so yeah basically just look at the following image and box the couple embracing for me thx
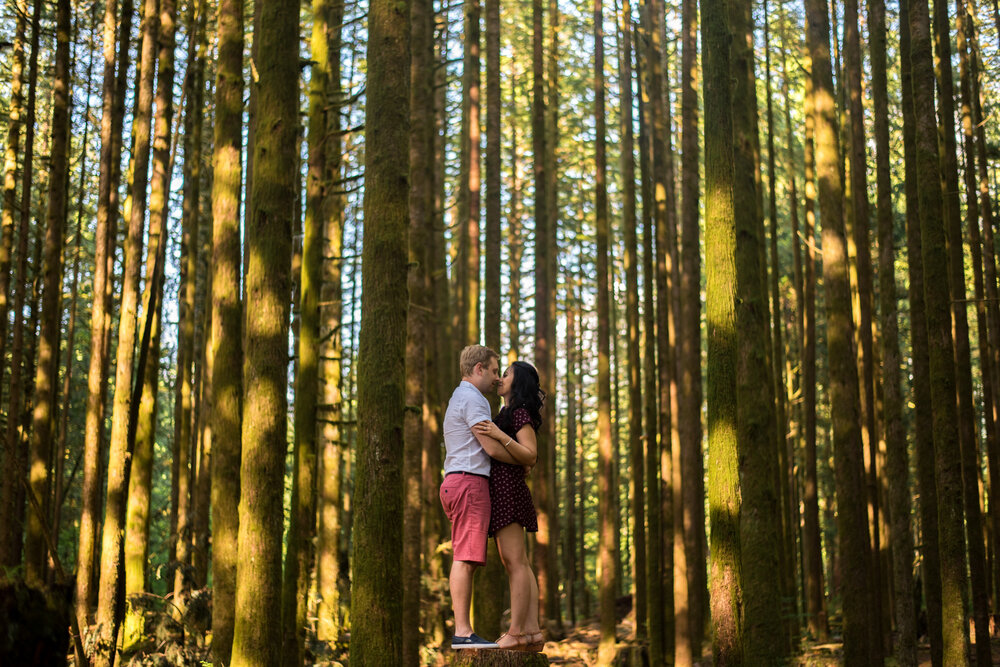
[439,344,546,652]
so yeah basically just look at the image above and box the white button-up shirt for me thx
[443,380,493,476]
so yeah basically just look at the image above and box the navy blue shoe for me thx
[451,633,500,649]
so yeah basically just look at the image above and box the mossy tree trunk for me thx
[804,0,875,659]
[617,0,646,642]
[0,0,39,575]
[208,0,244,658]
[24,0,71,588]
[870,0,917,659]
[898,0,943,660]
[702,0,742,658]
[403,0,434,654]
[92,0,159,656]
[907,0,971,660]
[348,0,409,658]
[229,0,298,662]
[593,0,616,659]
[282,0,327,661]
[731,0,785,659]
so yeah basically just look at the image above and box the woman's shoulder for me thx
[512,407,536,430]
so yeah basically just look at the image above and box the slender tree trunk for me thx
[969,0,1000,615]
[762,8,798,646]
[702,0,742,655]
[24,0,72,588]
[230,1,298,665]
[800,30,828,641]
[899,0,943,660]
[908,0,971,660]
[931,0,991,658]
[594,0,616,659]
[0,0,27,399]
[348,0,409,659]
[804,0,875,659]
[74,0,125,632]
[209,0,244,656]
[618,0,646,641]
[54,44,94,546]
[0,0,40,575]
[680,0,707,653]
[317,0,346,641]
[173,0,201,612]
[637,46,664,663]
[564,281,579,625]
[92,0,159,656]
[403,0,434,654]
[531,0,559,635]
[870,0,917,660]
[282,0,325,661]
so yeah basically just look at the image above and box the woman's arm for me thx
[474,421,537,466]
[475,431,520,464]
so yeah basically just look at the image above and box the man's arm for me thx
[475,432,520,463]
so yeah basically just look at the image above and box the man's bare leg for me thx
[450,559,477,637]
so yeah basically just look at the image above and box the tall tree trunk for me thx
[870,0,917,659]
[908,0,971,660]
[209,0,244,655]
[457,0,481,346]
[642,0,675,653]
[762,7,798,646]
[780,14,806,638]
[93,0,159,656]
[0,0,40,575]
[932,0,990,657]
[74,0,126,632]
[128,0,178,616]
[173,0,202,609]
[702,0,742,655]
[804,0,875,659]
[0,0,27,399]
[229,0,298,663]
[317,0,346,641]
[732,0,785,660]
[843,0,885,654]
[403,0,434,654]
[799,28,828,641]
[618,0,646,641]
[472,0,506,637]
[564,280,578,625]
[594,0,616,659]
[899,0,943,660]
[24,0,72,587]
[680,0,707,653]
[348,0,409,659]
[531,0,559,635]
[637,46,664,663]
[969,0,1000,615]
[282,0,326,661]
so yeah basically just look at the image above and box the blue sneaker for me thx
[451,633,500,649]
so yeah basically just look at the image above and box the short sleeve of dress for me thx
[512,408,533,433]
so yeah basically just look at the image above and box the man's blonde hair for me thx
[460,344,499,377]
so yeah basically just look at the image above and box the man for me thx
[440,345,521,649]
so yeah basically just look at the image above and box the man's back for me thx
[443,381,492,476]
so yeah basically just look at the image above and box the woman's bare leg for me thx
[495,523,540,646]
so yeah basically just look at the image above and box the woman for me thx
[473,361,545,652]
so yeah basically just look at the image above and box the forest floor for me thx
[530,615,1000,666]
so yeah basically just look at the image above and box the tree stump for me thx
[446,649,550,666]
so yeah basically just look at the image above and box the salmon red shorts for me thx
[440,472,491,566]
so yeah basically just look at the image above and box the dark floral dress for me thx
[488,407,539,537]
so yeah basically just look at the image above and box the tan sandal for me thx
[524,631,545,652]
[496,632,528,650]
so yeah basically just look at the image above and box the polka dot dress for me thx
[488,407,539,537]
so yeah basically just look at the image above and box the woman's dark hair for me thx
[500,361,545,431]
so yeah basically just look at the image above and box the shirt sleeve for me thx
[512,408,532,432]
[463,391,493,429]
